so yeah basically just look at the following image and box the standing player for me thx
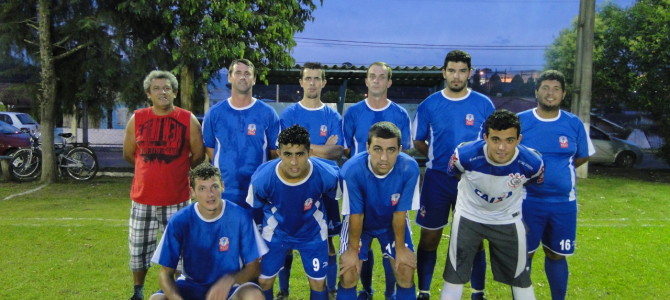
[342,62,412,300]
[279,62,343,299]
[149,163,267,300]
[412,50,495,300]
[338,122,420,300]
[440,110,543,300]
[123,70,204,300]
[246,125,339,300]
[202,58,280,207]
[518,70,595,300]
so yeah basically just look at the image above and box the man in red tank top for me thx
[122,70,205,300]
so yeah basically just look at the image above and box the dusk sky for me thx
[291,0,636,71]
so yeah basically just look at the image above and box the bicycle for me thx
[10,132,99,181]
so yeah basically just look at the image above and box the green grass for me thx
[0,173,667,299]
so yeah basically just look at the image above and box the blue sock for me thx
[311,289,328,300]
[396,284,416,300]
[545,257,568,300]
[327,254,337,292]
[470,248,486,291]
[278,252,293,293]
[360,250,374,293]
[382,258,396,297]
[416,248,437,291]
[262,288,273,300]
[337,284,356,300]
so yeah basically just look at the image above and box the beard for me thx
[447,82,467,93]
[539,101,560,112]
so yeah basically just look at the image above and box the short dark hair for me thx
[278,124,311,151]
[367,121,401,147]
[367,62,392,80]
[536,69,565,91]
[300,62,325,79]
[189,163,221,189]
[229,58,255,74]
[485,109,520,137]
[443,50,472,70]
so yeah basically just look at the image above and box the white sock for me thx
[440,281,463,300]
[511,285,536,300]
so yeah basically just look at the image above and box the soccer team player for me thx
[247,125,340,300]
[139,56,595,300]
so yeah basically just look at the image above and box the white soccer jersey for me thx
[448,140,544,224]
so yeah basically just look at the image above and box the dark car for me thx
[0,120,31,155]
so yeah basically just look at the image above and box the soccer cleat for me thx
[274,290,289,300]
[471,292,487,300]
[417,291,430,300]
[128,295,143,300]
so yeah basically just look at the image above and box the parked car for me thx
[0,120,32,155]
[590,125,643,168]
[0,112,40,134]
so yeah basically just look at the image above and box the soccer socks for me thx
[262,288,273,300]
[545,257,568,300]
[311,289,328,300]
[383,258,397,297]
[360,250,374,293]
[327,254,337,292]
[440,282,464,300]
[470,248,487,292]
[511,285,537,300]
[396,284,416,300]
[337,284,356,300]
[417,248,437,291]
[278,252,294,293]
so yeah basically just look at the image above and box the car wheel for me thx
[615,152,636,168]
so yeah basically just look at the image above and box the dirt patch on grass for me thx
[589,165,670,183]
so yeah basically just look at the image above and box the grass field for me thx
[0,170,668,299]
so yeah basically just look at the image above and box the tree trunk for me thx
[38,0,57,183]
[179,64,194,111]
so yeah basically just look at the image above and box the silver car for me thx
[590,125,644,168]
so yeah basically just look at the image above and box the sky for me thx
[291,0,636,71]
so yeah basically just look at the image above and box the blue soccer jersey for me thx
[412,89,495,173]
[341,152,420,231]
[448,140,544,224]
[518,109,595,204]
[246,157,339,243]
[280,102,344,147]
[342,99,412,155]
[152,201,268,286]
[202,99,280,205]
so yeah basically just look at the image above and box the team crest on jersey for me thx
[219,237,230,252]
[247,124,257,136]
[507,173,526,188]
[320,125,328,137]
[465,114,475,126]
[304,198,314,211]
[391,193,400,206]
[559,136,569,148]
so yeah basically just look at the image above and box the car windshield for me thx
[0,121,20,134]
[16,113,37,125]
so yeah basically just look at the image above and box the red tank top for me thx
[130,107,191,206]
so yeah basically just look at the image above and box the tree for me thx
[113,0,322,113]
[545,0,670,163]
[509,74,525,97]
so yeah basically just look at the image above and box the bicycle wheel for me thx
[10,148,41,182]
[63,147,98,181]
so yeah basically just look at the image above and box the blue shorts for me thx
[415,169,458,229]
[152,278,260,300]
[339,216,414,261]
[260,239,329,280]
[325,194,342,237]
[523,200,577,256]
